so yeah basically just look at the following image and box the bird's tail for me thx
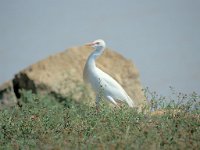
[126,95,135,108]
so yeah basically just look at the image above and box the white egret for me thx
[83,39,134,109]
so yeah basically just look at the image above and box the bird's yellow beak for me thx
[85,42,95,47]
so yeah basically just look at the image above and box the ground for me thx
[0,90,199,149]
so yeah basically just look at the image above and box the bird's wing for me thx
[96,68,134,107]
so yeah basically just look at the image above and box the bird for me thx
[83,39,135,110]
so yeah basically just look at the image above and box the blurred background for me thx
[0,0,200,96]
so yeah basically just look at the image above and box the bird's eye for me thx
[96,42,100,45]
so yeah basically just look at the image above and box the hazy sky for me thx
[0,0,200,96]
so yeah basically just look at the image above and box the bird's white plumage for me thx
[83,39,134,108]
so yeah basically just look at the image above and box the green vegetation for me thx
[0,89,199,149]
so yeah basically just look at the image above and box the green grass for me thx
[0,90,200,150]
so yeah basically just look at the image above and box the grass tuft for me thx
[0,89,199,149]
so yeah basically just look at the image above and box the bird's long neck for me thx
[86,47,104,69]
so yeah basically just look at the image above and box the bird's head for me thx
[85,39,106,50]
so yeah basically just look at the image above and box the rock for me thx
[0,80,17,108]
[0,46,147,107]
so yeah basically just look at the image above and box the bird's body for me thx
[83,39,134,108]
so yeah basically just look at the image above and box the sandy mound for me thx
[0,46,146,107]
